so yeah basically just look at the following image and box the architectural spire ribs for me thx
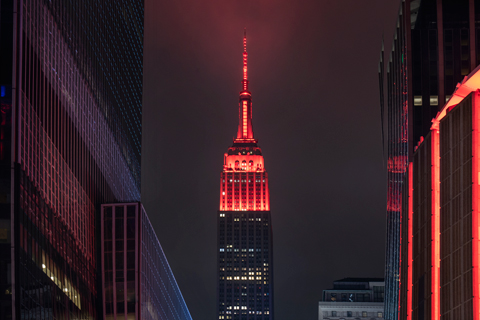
[236,29,255,142]
[242,28,248,91]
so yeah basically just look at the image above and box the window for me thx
[414,96,422,106]
[332,311,337,317]
[373,286,384,302]
[347,311,352,317]
[377,312,383,318]
[362,311,367,317]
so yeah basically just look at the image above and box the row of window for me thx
[327,311,383,318]
[220,248,266,252]
[225,179,266,183]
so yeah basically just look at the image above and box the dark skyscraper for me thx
[380,1,480,319]
[217,31,274,320]
[0,0,144,318]
[101,203,193,320]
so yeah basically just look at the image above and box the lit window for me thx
[414,96,422,106]
[378,312,383,318]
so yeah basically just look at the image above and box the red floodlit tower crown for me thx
[219,30,270,211]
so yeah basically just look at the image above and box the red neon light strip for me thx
[243,101,248,138]
[431,125,440,320]
[398,197,402,320]
[407,162,413,320]
[472,92,480,320]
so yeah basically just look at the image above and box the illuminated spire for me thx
[236,29,255,141]
[242,28,248,91]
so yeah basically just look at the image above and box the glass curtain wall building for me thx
[381,8,408,318]
[379,1,480,318]
[0,0,144,318]
[101,203,193,320]
[217,31,274,320]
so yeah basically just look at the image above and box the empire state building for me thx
[217,30,274,320]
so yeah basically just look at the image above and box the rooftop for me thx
[334,278,384,283]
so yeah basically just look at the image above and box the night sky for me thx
[141,1,400,319]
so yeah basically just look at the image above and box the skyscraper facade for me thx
[0,0,144,318]
[101,203,193,320]
[398,66,480,320]
[379,1,480,318]
[217,31,274,320]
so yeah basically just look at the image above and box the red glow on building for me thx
[407,162,413,320]
[431,121,440,320]
[433,68,480,320]
[387,183,402,212]
[220,30,270,211]
[436,65,480,122]
[243,29,248,91]
[399,65,480,320]
[236,30,254,141]
[401,101,408,143]
[398,204,402,320]
[472,91,480,320]
[388,155,408,173]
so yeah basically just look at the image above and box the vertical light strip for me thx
[472,92,480,320]
[398,193,403,320]
[407,162,413,320]
[243,30,248,91]
[101,206,105,320]
[265,173,269,211]
[112,206,117,319]
[262,173,266,211]
[431,123,440,320]
[135,205,140,319]
[243,101,248,138]
[219,173,224,210]
[123,205,128,316]
[224,173,227,211]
